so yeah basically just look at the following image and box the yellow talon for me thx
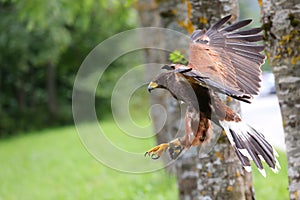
[145,138,185,160]
[144,143,169,160]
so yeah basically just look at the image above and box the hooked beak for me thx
[147,81,159,93]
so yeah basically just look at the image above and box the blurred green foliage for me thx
[0,0,271,137]
[0,0,138,136]
[169,50,188,65]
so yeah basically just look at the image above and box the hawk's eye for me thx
[196,39,209,44]
[162,64,175,70]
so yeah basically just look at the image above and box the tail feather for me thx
[248,129,276,168]
[234,148,251,171]
[220,120,280,177]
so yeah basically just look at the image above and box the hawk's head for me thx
[147,71,176,93]
[147,64,192,93]
[147,68,198,107]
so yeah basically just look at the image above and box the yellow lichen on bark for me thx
[291,55,300,65]
[207,171,211,177]
[222,130,226,136]
[287,47,292,56]
[226,96,232,103]
[282,118,286,128]
[274,55,282,60]
[294,191,298,199]
[186,1,192,18]
[273,29,300,65]
[171,9,177,15]
[257,0,262,8]
[282,34,292,42]
[177,20,194,34]
[215,151,223,161]
[177,0,194,34]
[199,17,208,24]
[227,186,233,192]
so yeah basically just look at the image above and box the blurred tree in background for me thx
[0,0,136,136]
[138,0,254,199]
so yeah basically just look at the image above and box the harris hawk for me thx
[144,15,280,176]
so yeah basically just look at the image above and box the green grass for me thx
[0,120,289,200]
[252,150,289,199]
[0,123,177,200]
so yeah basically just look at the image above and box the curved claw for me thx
[144,143,169,160]
[144,151,160,160]
[151,154,160,160]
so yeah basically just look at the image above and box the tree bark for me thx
[136,0,184,174]
[261,1,300,199]
[137,0,254,199]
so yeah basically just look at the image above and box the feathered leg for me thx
[145,106,211,160]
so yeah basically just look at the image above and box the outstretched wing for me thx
[187,15,265,100]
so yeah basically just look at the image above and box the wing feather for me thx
[226,43,265,52]
[209,15,232,30]
[186,15,265,100]
[219,19,252,32]
[226,34,263,42]
[228,27,262,35]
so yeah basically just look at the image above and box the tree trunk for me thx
[46,62,58,117]
[136,0,185,174]
[261,1,300,199]
[16,77,25,109]
[137,0,254,199]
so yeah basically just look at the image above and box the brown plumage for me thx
[189,15,264,97]
[145,15,280,176]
